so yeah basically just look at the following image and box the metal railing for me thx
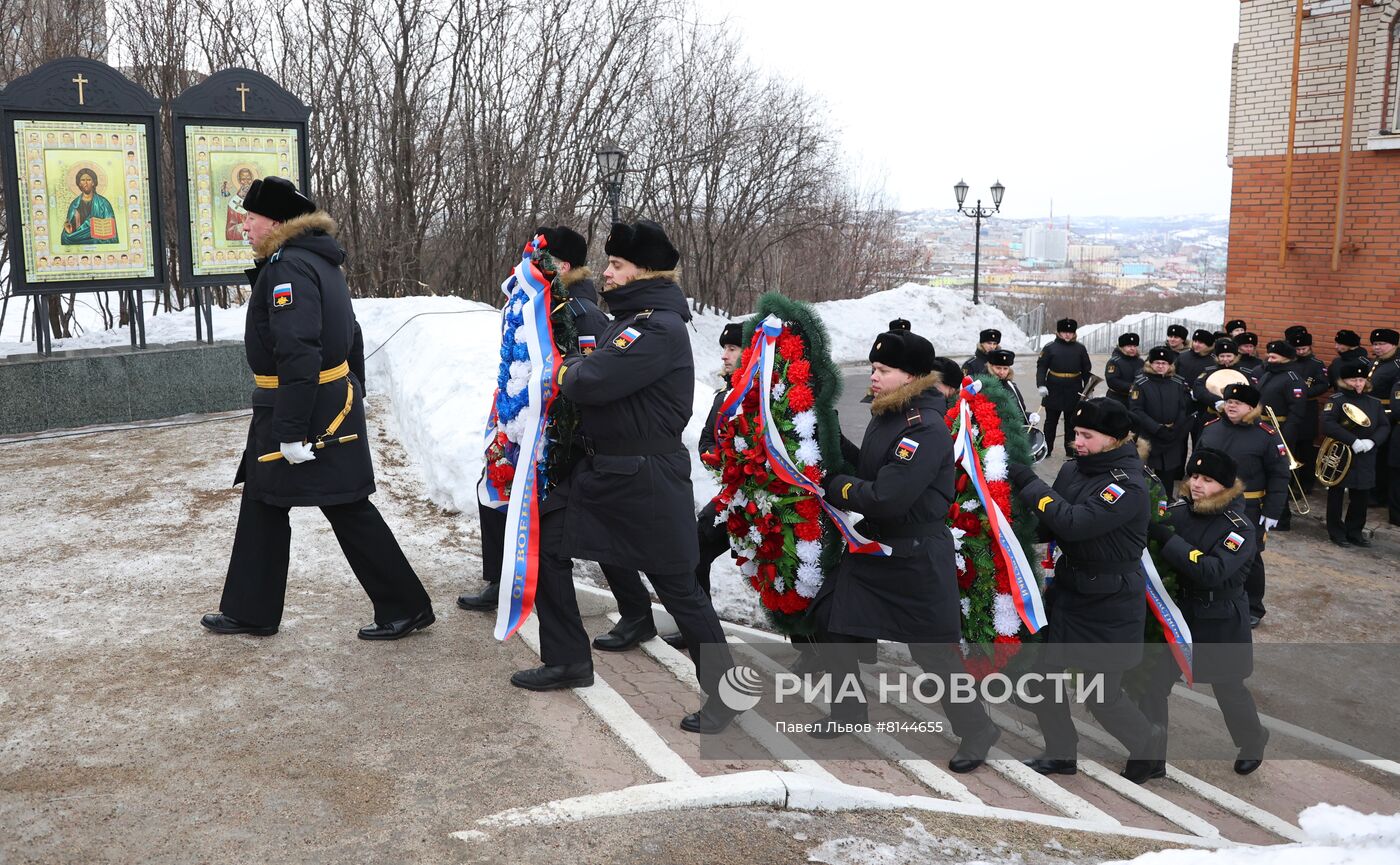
[1068,313,1220,355]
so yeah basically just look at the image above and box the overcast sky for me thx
[694,0,1240,219]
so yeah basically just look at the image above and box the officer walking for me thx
[1105,333,1144,409]
[201,177,433,639]
[1036,318,1093,458]
[1197,383,1290,628]
[516,219,737,735]
[458,226,657,653]
[962,328,1001,377]
[820,327,1001,773]
[1129,346,1192,493]
[1139,449,1268,776]
[1007,398,1165,784]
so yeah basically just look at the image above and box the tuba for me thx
[1316,402,1372,488]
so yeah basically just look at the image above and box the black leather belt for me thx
[581,436,683,456]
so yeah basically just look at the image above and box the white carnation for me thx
[795,439,821,467]
[983,445,1009,482]
[733,436,747,451]
[502,415,528,443]
[772,381,787,401]
[748,526,764,545]
[796,539,822,564]
[731,490,749,508]
[793,410,818,439]
[993,593,1021,637]
[514,325,529,344]
[955,552,966,570]
[795,563,823,598]
[962,498,980,511]
[505,360,532,397]
[960,597,971,618]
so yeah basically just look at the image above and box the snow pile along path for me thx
[1100,805,1400,864]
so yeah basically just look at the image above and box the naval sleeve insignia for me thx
[272,282,293,308]
[1223,531,1244,552]
[895,436,920,461]
[612,327,641,350]
[1100,483,1125,505]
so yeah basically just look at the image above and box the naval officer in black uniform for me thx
[201,177,433,639]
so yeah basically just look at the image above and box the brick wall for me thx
[1226,1,1400,361]
[1226,150,1400,350]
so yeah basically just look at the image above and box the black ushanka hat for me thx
[987,348,1016,365]
[719,322,744,348]
[1118,332,1140,347]
[888,318,912,332]
[1167,324,1188,339]
[1266,339,1296,359]
[869,330,935,377]
[604,219,680,271]
[1148,345,1173,363]
[537,225,588,268]
[979,328,1001,342]
[1072,397,1131,439]
[1334,358,1369,380]
[1222,382,1261,406]
[241,176,315,222]
[1188,448,1238,488]
[1056,318,1078,332]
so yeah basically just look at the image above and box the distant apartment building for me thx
[1226,0,1400,343]
[1021,225,1069,263]
[1067,243,1117,263]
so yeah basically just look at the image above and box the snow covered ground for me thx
[1100,805,1400,865]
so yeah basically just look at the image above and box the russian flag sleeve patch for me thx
[1099,483,1125,505]
[894,436,920,461]
[272,282,294,308]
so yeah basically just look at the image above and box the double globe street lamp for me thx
[954,178,1005,306]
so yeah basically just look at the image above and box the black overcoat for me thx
[1156,484,1255,682]
[819,376,962,644]
[236,212,374,508]
[552,276,699,573]
[1129,371,1191,474]
[1321,391,1389,490]
[1011,443,1148,671]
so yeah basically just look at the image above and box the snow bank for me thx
[1101,805,1400,865]
[1074,299,1225,340]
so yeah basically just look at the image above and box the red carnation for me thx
[758,536,783,560]
[766,478,791,495]
[487,462,515,487]
[802,464,823,484]
[956,512,983,537]
[786,359,812,386]
[794,519,823,542]
[778,332,805,361]
[794,496,821,520]
[758,562,778,586]
[700,451,722,468]
[983,429,1006,447]
[787,384,815,413]
[726,512,749,536]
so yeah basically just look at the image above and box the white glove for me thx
[1259,516,1279,531]
[1353,439,1374,453]
[1213,400,1226,412]
[1028,411,1041,425]
[1037,386,1049,398]
[280,441,317,464]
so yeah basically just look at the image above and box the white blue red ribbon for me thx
[478,400,511,509]
[1142,549,1195,684]
[741,315,889,556]
[493,239,562,642]
[950,378,1047,634]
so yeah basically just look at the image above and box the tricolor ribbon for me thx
[492,239,563,642]
[950,378,1047,634]
[477,400,511,509]
[1142,549,1195,684]
[720,314,888,556]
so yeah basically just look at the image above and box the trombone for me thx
[1263,405,1311,515]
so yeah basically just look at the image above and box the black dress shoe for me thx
[660,632,687,651]
[456,583,500,611]
[592,616,658,652]
[510,662,594,691]
[1023,756,1077,775]
[680,697,740,734]
[1330,535,1353,548]
[1121,723,1168,784]
[1348,534,1372,548]
[1249,615,1261,629]
[948,724,1001,774]
[357,607,435,640]
[200,613,277,636]
[1235,728,1269,775]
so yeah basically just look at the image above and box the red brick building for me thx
[1227,0,1400,353]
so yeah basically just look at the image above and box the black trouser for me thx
[1020,665,1155,761]
[221,492,431,628]
[1243,499,1267,620]
[695,499,731,597]
[812,595,995,741]
[1043,405,1077,456]
[1139,651,1264,757]
[482,502,653,624]
[1390,465,1400,525]
[1327,486,1369,540]
[533,509,733,693]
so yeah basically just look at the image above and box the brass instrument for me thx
[1262,405,1311,515]
[1316,402,1372,488]
[1079,373,1104,402]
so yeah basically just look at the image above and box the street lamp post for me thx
[954,179,1005,305]
[595,141,628,224]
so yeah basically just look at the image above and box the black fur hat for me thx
[1192,329,1215,345]
[930,356,963,386]
[1222,382,1260,406]
[1335,329,1362,348]
[1225,318,1247,332]
[1371,327,1399,345]
[1237,332,1258,347]
[1188,448,1238,488]
[719,322,744,348]
[1288,330,1313,347]
[1265,339,1296,359]
[1213,338,1239,356]
[1167,324,1188,339]
[1334,358,1369,380]
[869,330,936,377]
[1072,397,1131,440]
[604,219,680,271]
[1284,324,1309,338]
[979,328,1001,343]
[1118,332,1140,348]
[888,318,912,332]
[536,225,588,268]
[987,348,1016,365]
[1056,318,1078,332]
[241,176,315,222]
[1147,345,1173,363]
